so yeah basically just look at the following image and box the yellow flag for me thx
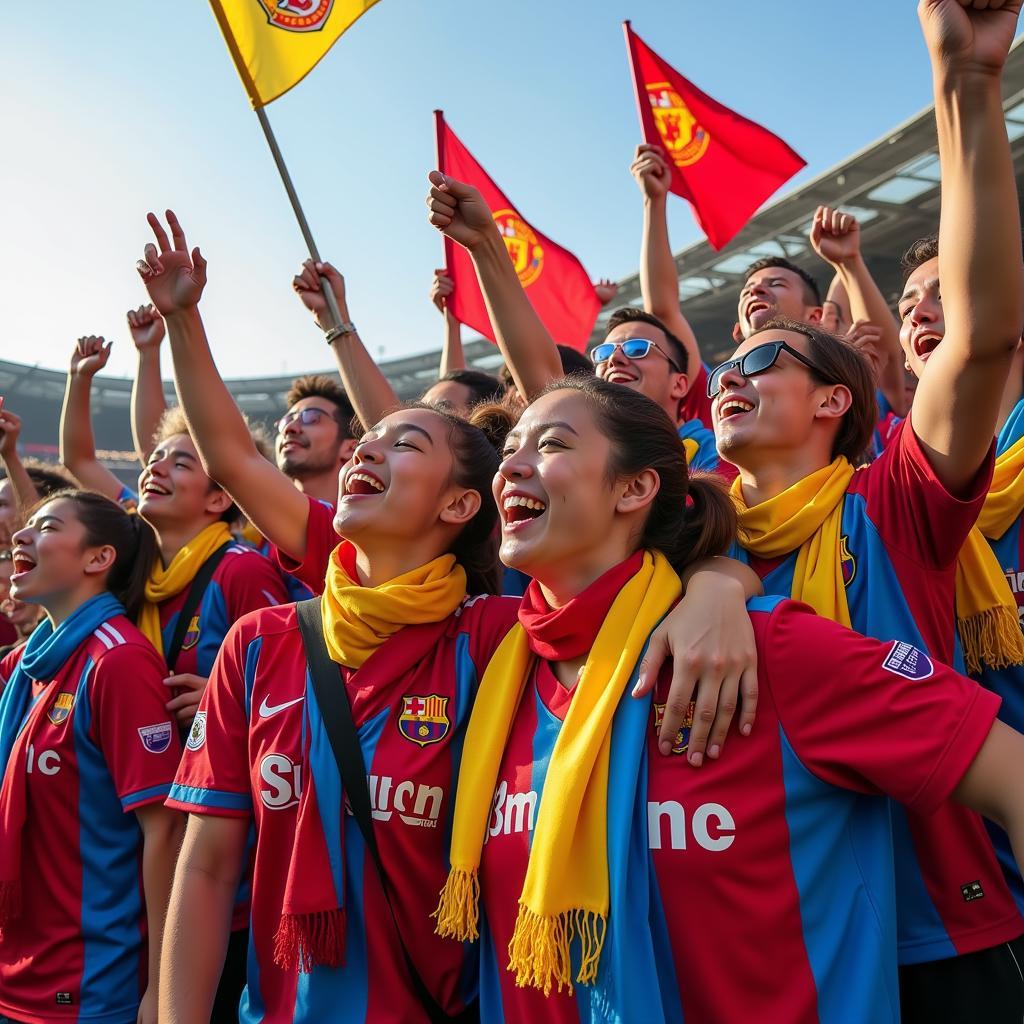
[209,0,380,108]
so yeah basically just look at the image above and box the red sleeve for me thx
[166,616,253,818]
[272,496,337,596]
[220,546,289,617]
[0,646,23,687]
[756,600,1000,815]
[89,642,183,812]
[457,595,521,672]
[679,363,714,431]
[853,412,993,568]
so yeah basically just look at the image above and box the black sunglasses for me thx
[707,340,824,399]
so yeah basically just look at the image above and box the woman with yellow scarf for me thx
[436,377,1024,1024]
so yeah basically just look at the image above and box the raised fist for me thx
[918,0,1022,76]
[70,335,112,379]
[426,172,497,251]
[292,259,347,332]
[127,304,165,351]
[810,206,861,268]
[630,143,672,201]
[430,269,454,313]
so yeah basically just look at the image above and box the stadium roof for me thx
[5,39,1024,468]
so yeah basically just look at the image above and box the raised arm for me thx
[136,210,311,561]
[630,144,701,378]
[127,304,168,463]
[810,206,908,415]
[910,0,1024,492]
[293,259,398,428]
[0,406,38,516]
[431,269,467,376]
[426,171,562,401]
[58,337,125,501]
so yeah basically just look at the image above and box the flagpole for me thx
[622,21,648,132]
[253,106,345,331]
[432,109,454,277]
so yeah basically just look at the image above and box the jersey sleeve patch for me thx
[881,641,934,681]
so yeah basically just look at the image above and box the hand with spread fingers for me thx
[136,210,208,316]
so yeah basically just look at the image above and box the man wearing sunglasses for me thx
[716,2,1024,1018]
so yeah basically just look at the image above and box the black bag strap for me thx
[295,599,476,1024]
[165,542,232,673]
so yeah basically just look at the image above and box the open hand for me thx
[136,210,207,315]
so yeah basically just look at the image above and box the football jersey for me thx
[478,598,1002,1024]
[273,496,339,597]
[871,389,903,461]
[734,417,1024,963]
[167,595,520,1024]
[0,617,182,1024]
[156,542,287,678]
[677,419,736,482]
[678,361,713,432]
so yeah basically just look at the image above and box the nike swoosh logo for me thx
[258,695,305,719]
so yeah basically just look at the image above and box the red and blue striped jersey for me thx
[478,598,1001,1024]
[735,417,1023,963]
[0,618,181,1024]
[167,595,519,1024]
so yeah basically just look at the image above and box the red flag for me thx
[434,111,600,351]
[623,22,805,250]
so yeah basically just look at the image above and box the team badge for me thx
[257,0,334,32]
[653,701,694,755]
[181,614,201,651]
[840,535,857,586]
[138,722,173,754]
[398,694,450,747]
[646,83,710,169]
[48,692,75,727]
[186,712,207,752]
[493,210,544,287]
[882,640,934,681]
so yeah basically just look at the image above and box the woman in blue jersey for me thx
[0,489,183,1024]
[436,377,1024,1024]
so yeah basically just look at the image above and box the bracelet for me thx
[325,321,357,343]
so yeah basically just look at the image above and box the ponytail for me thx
[537,377,737,574]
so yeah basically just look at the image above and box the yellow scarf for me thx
[137,522,233,659]
[320,544,467,668]
[977,433,1024,540]
[434,551,681,996]
[733,457,1024,674]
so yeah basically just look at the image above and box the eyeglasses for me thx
[707,340,824,399]
[276,407,334,433]
[590,338,683,373]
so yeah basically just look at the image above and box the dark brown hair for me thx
[432,369,504,407]
[748,316,877,463]
[28,489,157,620]
[901,235,938,279]
[604,307,688,372]
[285,374,359,438]
[743,257,821,307]
[538,376,736,574]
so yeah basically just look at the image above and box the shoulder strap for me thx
[295,599,476,1024]
[165,542,232,673]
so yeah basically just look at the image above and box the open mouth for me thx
[11,553,35,577]
[344,470,385,497]
[913,333,942,361]
[606,370,638,385]
[142,481,170,497]
[502,493,547,532]
[744,300,772,322]
[717,396,755,421]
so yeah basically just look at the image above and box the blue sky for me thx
[0,1,934,380]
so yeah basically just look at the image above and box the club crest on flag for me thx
[840,535,857,587]
[647,83,710,168]
[181,614,201,651]
[257,0,335,32]
[48,692,75,727]
[493,210,545,287]
[653,701,693,755]
[398,694,450,747]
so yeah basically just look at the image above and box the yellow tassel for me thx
[506,904,607,997]
[432,867,480,941]
[959,607,1024,675]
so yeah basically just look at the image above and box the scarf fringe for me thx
[959,606,1024,675]
[506,904,607,997]
[273,909,346,974]
[0,879,20,933]
[432,866,480,941]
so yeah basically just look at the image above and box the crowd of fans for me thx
[2,2,1024,1022]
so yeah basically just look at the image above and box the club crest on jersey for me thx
[257,0,334,32]
[840,535,857,586]
[181,614,201,651]
[48,692,75,727]
[186,711,207,752]
[882,640,934,681]
[493,210,544,287]
[138,722,173,754]
[653,701,694,755]
[646,82,710,168]
[398,694,450,747]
